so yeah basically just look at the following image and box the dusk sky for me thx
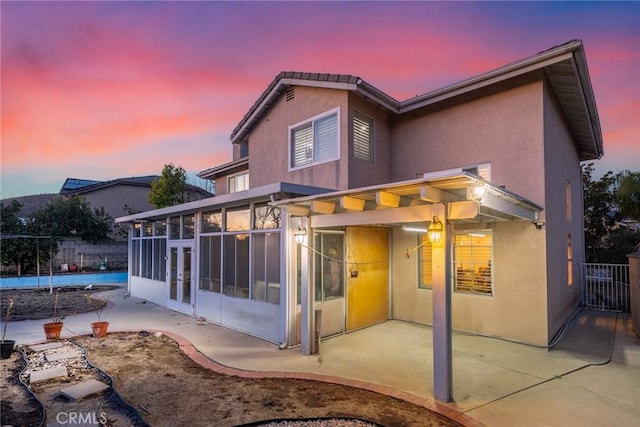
[1,1,639,199]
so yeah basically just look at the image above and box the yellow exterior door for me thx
[346,227,389,331]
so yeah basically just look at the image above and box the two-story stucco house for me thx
[116,40,603,398]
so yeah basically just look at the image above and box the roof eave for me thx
[198,157,249,180]
[399,42,581,113]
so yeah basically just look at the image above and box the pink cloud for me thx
[1,1,638,198]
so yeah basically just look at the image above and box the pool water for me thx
[0,272,127,289]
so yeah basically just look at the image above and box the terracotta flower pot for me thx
[43,322,63,340]
[0,340,15,359]
[91,321,109,338]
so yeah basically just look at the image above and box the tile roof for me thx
[228,40,602,161]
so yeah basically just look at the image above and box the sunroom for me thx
[117,182,330,344]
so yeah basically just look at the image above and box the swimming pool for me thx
[0,272,127,289]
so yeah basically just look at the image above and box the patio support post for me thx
[431,203,453,402]
[298,221,314,355]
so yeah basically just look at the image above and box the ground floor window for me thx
[453,230,493,295]
[223,234,250,298]
[252,232,281,304]
[314,231,345,302]
[199,235,221,292]
[200,231,281,303]
[132,237,166,280]
[132,240,140,277]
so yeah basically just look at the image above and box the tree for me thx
[614,171,640,221]
[582,164,616,260]
[148,163,189,208]
[583,164,640,263]
[0,201,52,275]
[32,196,113,244]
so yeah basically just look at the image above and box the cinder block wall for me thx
[52,238,128,272]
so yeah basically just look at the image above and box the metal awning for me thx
[272,173,543,225]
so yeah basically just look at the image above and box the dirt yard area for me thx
[1,285,116,321]
[0,287,460,427]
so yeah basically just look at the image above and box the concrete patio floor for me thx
[6,285,639,426]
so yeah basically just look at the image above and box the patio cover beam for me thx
[311,204,435,228]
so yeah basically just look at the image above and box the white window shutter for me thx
[314,113,338,162]
[291,124,313,167]
[353,112,373,162]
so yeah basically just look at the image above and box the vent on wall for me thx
[285,87,295,102]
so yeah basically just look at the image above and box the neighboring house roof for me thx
[60,176,213,198]
[60,176,159,196]
[230,39,602,161]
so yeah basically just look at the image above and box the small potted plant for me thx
[86,293,109,337]
[1,298,15,359]
[43,289,64,339]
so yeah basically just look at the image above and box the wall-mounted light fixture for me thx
[533,220,545,230]
[294,225,307,245]
[427,216,444,243]
[467,185,486,202]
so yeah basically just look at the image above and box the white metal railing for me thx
[581,263,630,312]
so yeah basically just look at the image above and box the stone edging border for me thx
[155,329,485,427]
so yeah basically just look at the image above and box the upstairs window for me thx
[229,172,249,193]
[353,111,374,162]
[289,108,339,169]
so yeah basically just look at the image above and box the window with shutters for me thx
[352,111,374,162]
[289,108,339,170]
[453,230,493,295]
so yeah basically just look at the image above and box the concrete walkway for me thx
[6,285,639,426]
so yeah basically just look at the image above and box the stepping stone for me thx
[30,342,63,352]
[30,366,68,383]
[46,350,80,362]
[59,379,109,401]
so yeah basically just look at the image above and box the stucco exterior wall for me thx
[392,223,548,345]
[390,79,546,206]
[391,228,433,323]
[346,92,393,188]
[247,86,350,191]
[83,185,154,241]
[83,185,152,216]
[214,176,228,196]
[542,81,583,340]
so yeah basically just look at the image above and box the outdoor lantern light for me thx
[427,216,443,243]
[294,225,307,245]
